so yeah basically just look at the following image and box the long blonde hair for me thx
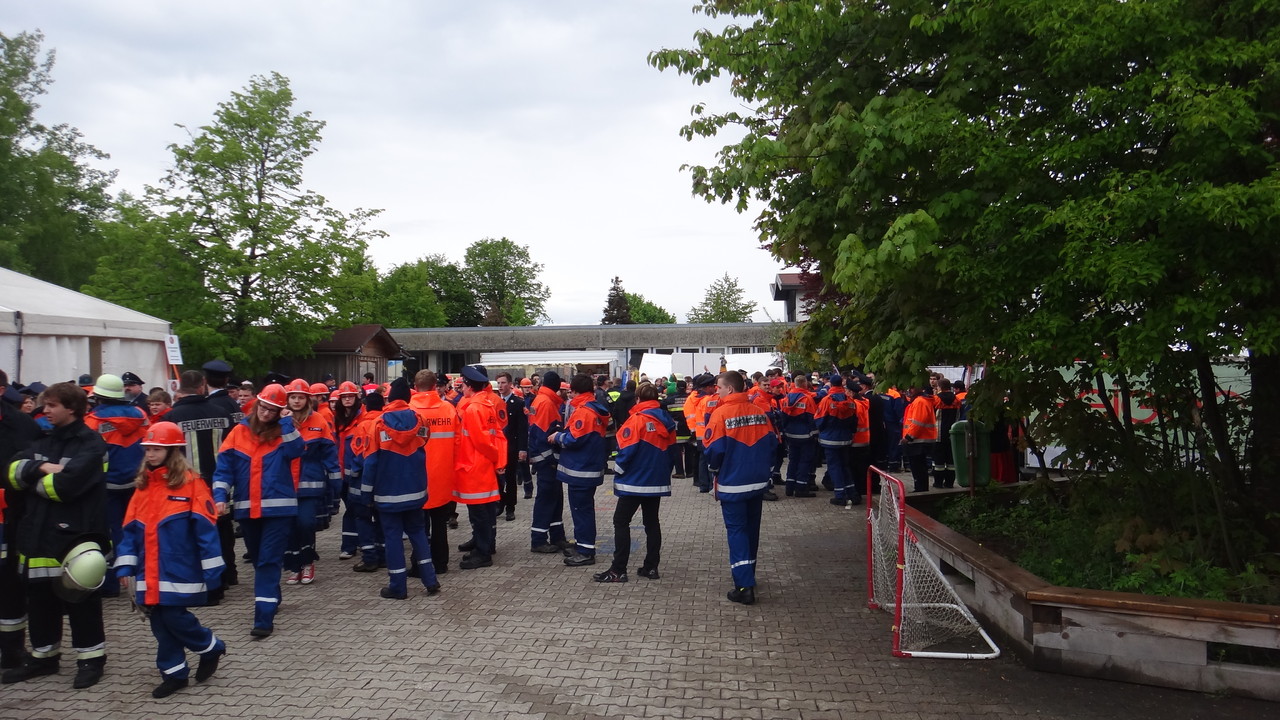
[136,447,197,490]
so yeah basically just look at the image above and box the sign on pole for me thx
[165,334,184,365]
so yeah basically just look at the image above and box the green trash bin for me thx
[950,420,991,487]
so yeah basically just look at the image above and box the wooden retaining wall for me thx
[905,507,1280,701]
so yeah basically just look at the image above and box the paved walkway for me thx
[1,480,1275,719]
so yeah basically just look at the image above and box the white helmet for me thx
[54,536,109,603]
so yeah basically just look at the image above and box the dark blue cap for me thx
[121,371,144,386]
[202,360,233,374]
[460,364,489,383]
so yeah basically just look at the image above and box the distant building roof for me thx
[312,324,407,358]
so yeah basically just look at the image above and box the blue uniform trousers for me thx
[240,516,292,632]
[720,496,763,589]
[350,498,384,564]
[785,437,818,494]
[849,446,870,499]
[695,449,712,493]
[529,462,566,548]
[340,490,359,554]
[380,508,438,593]
[285,496,322,573]
[821,445,852,500]
[565,484,598,555]
[149,605,222,679]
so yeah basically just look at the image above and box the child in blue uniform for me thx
[115,422,226,698]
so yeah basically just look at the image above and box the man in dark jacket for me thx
[495,373,528,523]
[3,382,109,689]
[164,370,238,596]
[202,360,244,424]
[0,371,43,670]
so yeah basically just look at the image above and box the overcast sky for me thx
[4,1,792,326]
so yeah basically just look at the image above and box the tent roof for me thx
[0,267,170,340]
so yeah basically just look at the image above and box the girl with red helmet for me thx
[115,422,226,698]
[211,384,304,638]
[281,380,339,587]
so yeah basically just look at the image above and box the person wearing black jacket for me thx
[495,373,528,523]
[164,370,238,597]
[201,360,244,424]
[0,372,43,671]
[3,382,109,689]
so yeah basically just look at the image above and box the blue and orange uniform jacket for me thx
[114,467,224,606]
[612,400,676,497]
[360,401,428,512]
[212,417,305,520]
[345,409,382,505]
[85,402,149,490]
[815,389,857,447]
[552,393,609,488]
[526,386,565,470]
[704,392,779,501]
[780,388,818,441]
[290,410,341,501]
[335,406,364,492]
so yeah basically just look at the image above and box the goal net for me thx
[866,466,1000,659]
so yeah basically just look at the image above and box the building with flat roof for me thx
[390,322,793,375]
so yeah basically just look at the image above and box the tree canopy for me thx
[652,0,1280,598]
[463,237,549,326]
[0,31,113,290]
[686,273,756,323]
[626,292,677,325]
[85,72,384,374]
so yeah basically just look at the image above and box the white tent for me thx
[0,267,173,388]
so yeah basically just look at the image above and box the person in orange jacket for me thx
[410,370,459,571]
[453,365,503,569]
[901,386,939,492]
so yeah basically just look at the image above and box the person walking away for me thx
[453,365,503,569]
[166,370,238,601]
[410,371,458,572]
[593,383,674,583]
[211,384,304,638]
[84,373,149,598]
[114,422,226,698]
[704,372,778,605]
[552,374,610,567]
[3,382,110,688]
[361,378,440,598]
[780,375,818,497]
[814,374,858,506]
[527,372,569,554]
[661,380,690,479]
[347,392,386,570]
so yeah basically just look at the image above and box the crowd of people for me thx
[0,359,986,699]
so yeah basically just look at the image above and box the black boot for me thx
[0,630,25,670]
[1,654,59,684]
[73,656,106,689]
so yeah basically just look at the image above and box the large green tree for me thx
[686,273,756,323]
[626,292,677,325]
[463,237,549,326]
[416,252,481,327]
[0,31,113,289]
[86,72,383,374]
[373,258,447,328]
[652,1,1280,580]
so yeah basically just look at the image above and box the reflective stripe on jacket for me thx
[114,467,223,606]
[612,401,675,497]
[453,393,502,504]
[552,393,609,487]
[211,417,304,519]
[527,386,565,468]
[360,402,428,511]
[704,393,779,500]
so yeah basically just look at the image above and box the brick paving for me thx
[1,479,1276,719]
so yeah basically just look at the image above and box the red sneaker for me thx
[300,563,316,585]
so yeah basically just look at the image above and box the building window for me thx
[730,347,751,354]
[652,348,674,355]
[705,347,726,355]
[679,347,700,354]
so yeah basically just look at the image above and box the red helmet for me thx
[284,379,310,396]
[309,382,329,396]
[141,421,186,447]
[329,389,341,401]
[519,377,532,388]
[337,381,360,396]
[257,384,289,408]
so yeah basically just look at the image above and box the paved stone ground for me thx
[1,478,1276,719]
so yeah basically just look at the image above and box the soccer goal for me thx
[866,466,1000,659]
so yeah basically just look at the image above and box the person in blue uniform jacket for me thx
[593,383,675,583]
[551,374,610,567]
[114,422,226,698]
[704,371,779,605]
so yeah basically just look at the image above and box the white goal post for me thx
[866,466,1000,660]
